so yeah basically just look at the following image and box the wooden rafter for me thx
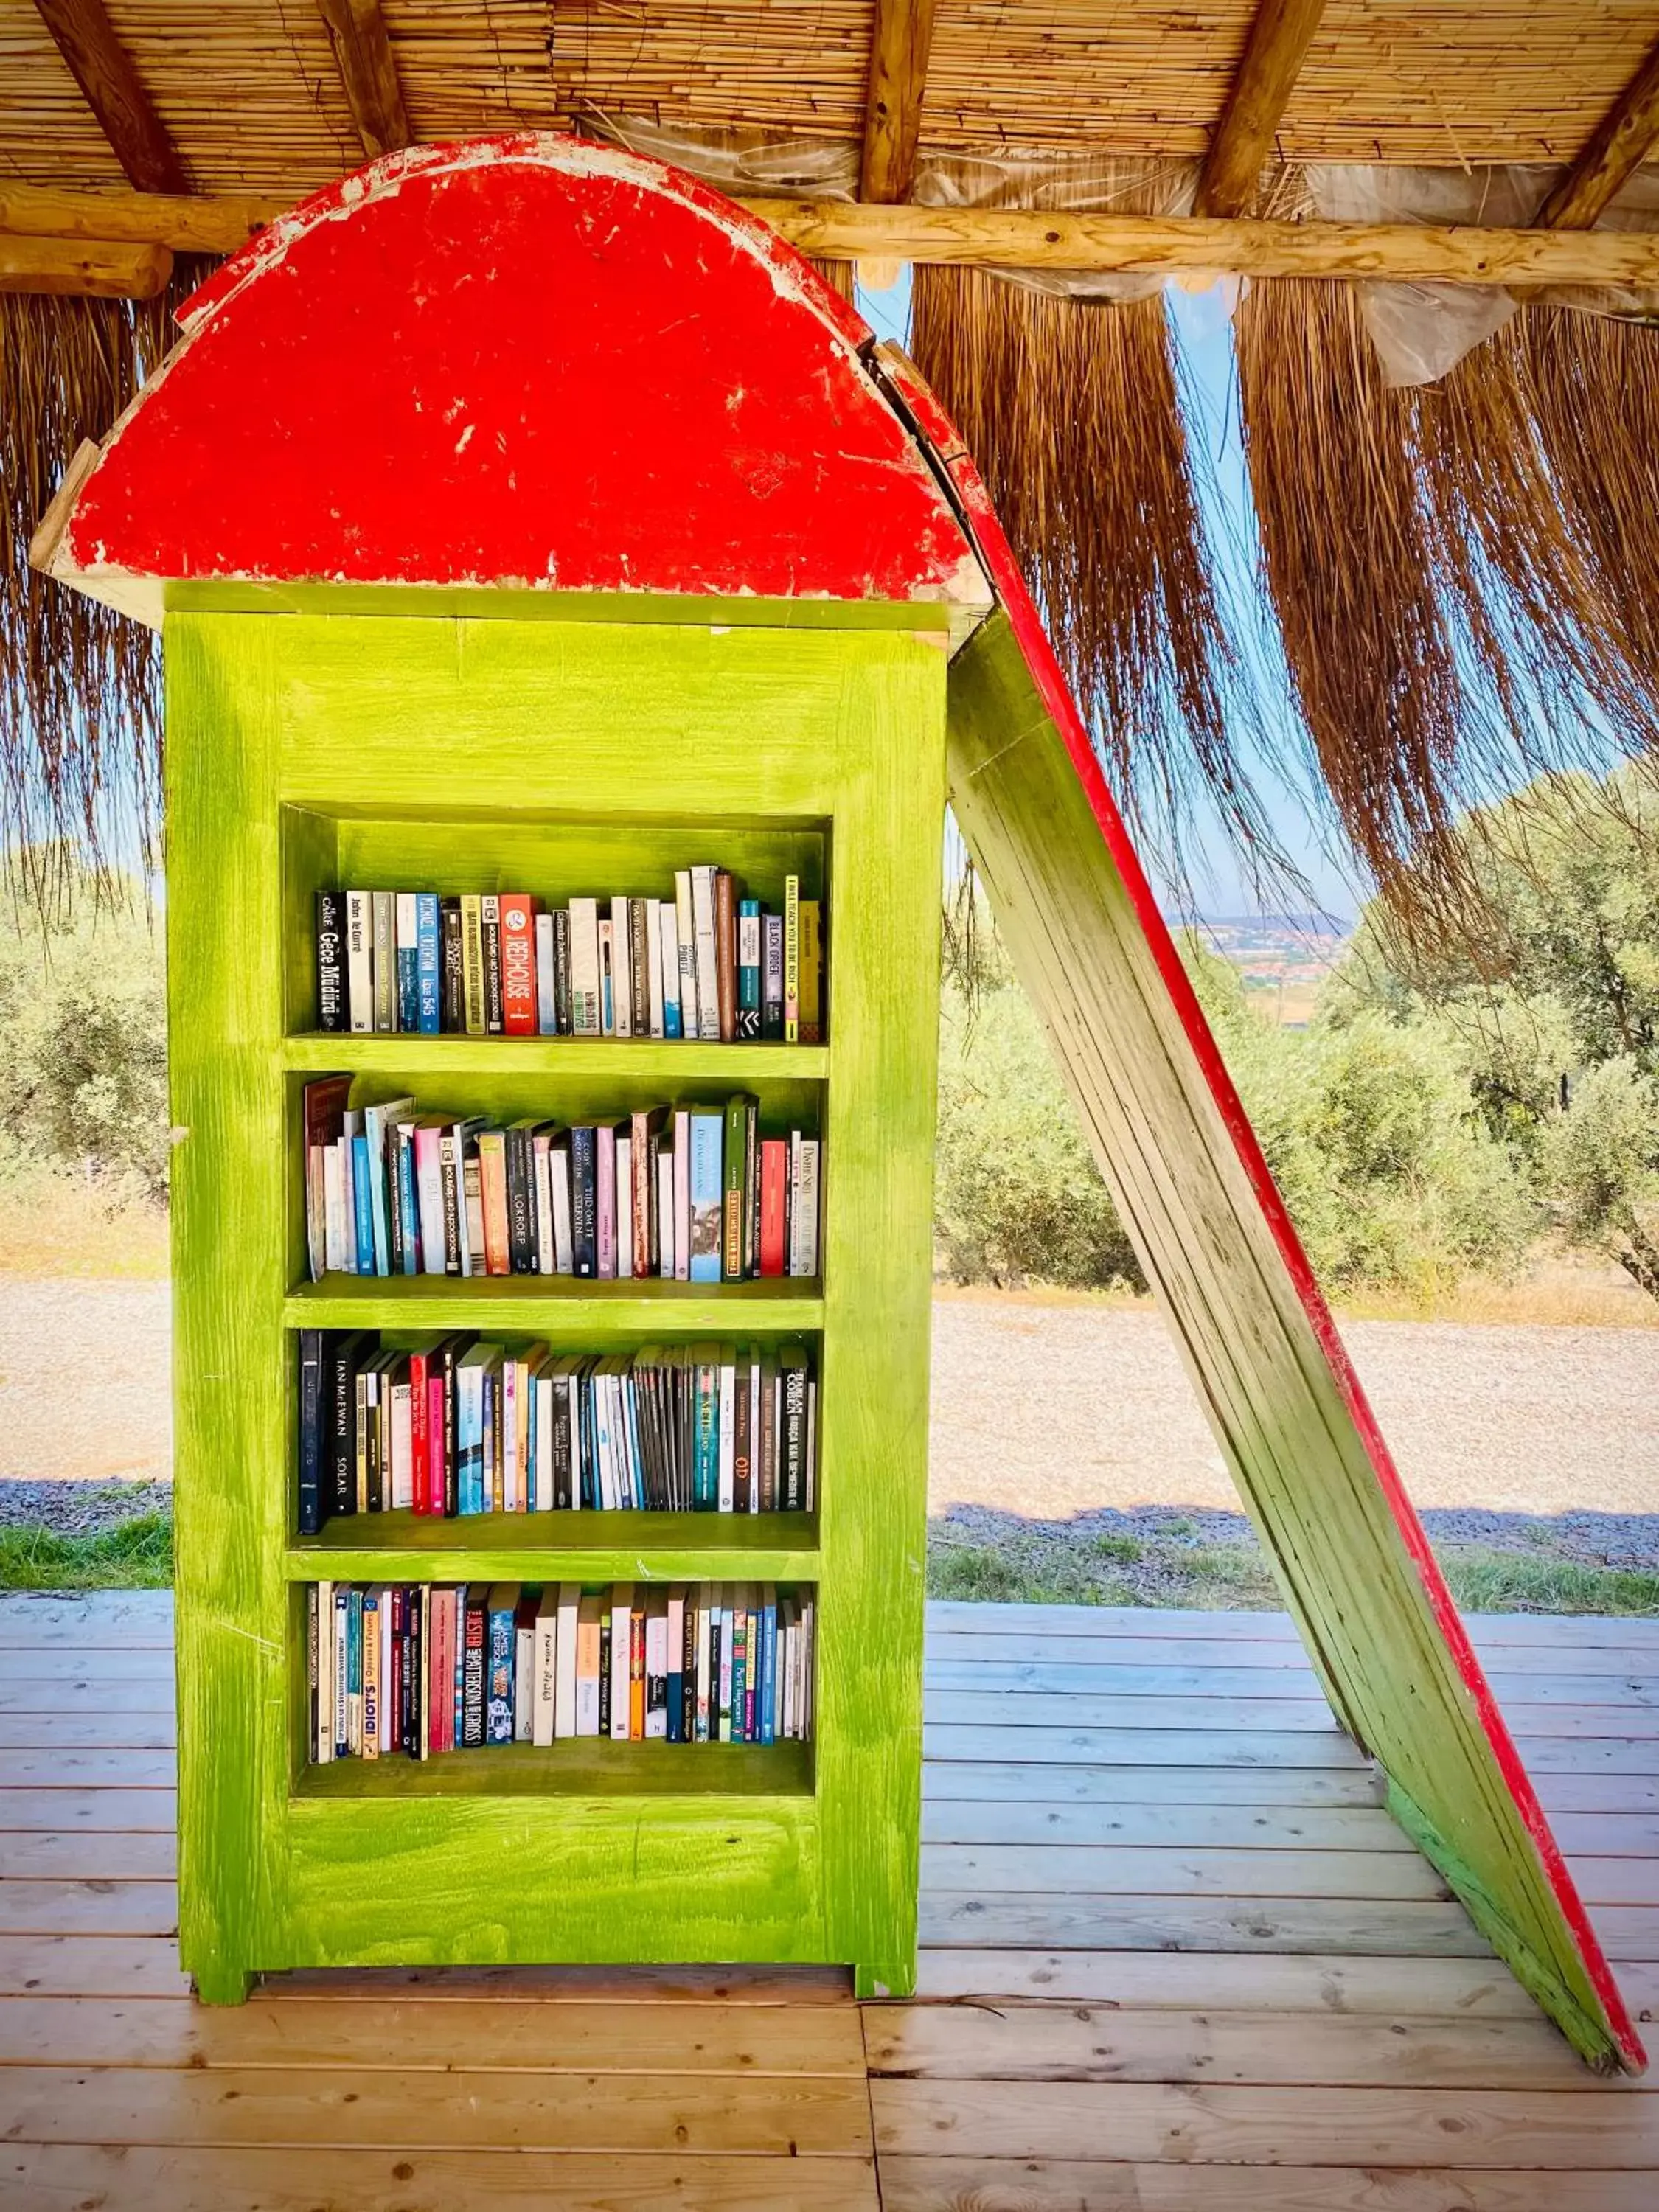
[11,186,1659,294]
[860,0,937,204]
[0,230,170,298]
[1537,35,1659,229]
[30,0,187,195]
[1195,0,1326,219]
[315,0,411,159]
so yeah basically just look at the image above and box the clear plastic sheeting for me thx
[908,148,1197,301]
[568,110,860,199]
[1306,163,1659,386]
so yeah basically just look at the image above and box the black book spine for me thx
[598,1613,611,1737]
[552,1374,573,1511]
[733,1354,751,1515]
[297,1329,324,1534]
[439,899,464,1032]
[553,908,572,1034]
[439,1132,462,1276]
[481,898,504,1035]
[328,1335,358,1517]
[782,1362,807,1512]
[404,1590,421,1759]
[570,1125,598,1278]
[442,1345,460,1518]
[315,892,346,1034]
[505,1127,535,1274]
[681,1593,698,1742]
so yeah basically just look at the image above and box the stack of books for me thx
[302,1081,821,1284]
[307,1581,816,1759]
[298,1332,818,1528]
[315,871,824,1042]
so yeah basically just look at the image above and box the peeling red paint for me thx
[58,134,984,616]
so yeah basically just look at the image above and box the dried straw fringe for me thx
[1236,282,1659,925]
[911,263,1286,897]
[0,260,212,916]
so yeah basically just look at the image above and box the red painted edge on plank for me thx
[881,347,1646,2074]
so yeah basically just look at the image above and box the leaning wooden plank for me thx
[0,1883,178,1938]
[920,1843,1450,1902]
[0,2145,880,2210]
[868,2077,1659,2163]
[911,1948,1604,2014]
[863,2003,1643,2088]
[0,2065,874,2153]
[876,2159,1659,2212]
[920,388,1644,2070]
[918,1893,1490,1955]
[0,1935,189,1998]
[0,1995,866,2073]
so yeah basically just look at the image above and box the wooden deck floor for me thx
[1,1591,1655,2208]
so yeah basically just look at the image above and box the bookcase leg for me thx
[191,1959,254,2006]
[854,1959,914,2000]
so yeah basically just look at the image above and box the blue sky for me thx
[858,269,1363,922]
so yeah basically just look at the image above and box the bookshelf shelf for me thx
[283,1276,825,1332]
[170,611,944,2003]
[282,1035,830,1082]
[294,1736,815,1801]
[287,1509,819,1585]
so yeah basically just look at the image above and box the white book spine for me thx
[502,1360,521,1514]
[691,866,720,1039]
[568,897,602,1034]
[389,1378,413,1510]
[656,1146,676,1279]
[533,1138,555,1277]
[345,891,373,1032]
[551,1147,574,1275]
[717,1356,736,1512]
[659,899,682,1037]
[515,1623,535,1742]
[615,1135,633,1279]
[532,1374,551,1512]
[611,897,633,1037]
[610,1586,633,1741]
[322,1142,347,1273]
[315,1582,333,1763]
[645,897,664,1037]
[672,1108,692,1282]
[534,1598,558,1747]
[645,1605,668,1738]
[673,870,698,1039]
[554,1584,580,1740]
[535,911,557,1034]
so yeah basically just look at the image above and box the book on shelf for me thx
[307,1579,815,1760]
[296,1332,818,1529]
[302,1078,819,1284]
[313,871,823,1043]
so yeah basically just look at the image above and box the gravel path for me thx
[2,1279,1656,1542]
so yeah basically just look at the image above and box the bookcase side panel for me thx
[165,614,296,2000]
[815,640,948,1996]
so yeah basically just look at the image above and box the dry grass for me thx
[0,1172,168,1281]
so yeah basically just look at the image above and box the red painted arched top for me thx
[52,135,985,619]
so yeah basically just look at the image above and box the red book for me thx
[428,1371,448,1518]
[759,1138,787,1278]
[409,1346,431,1514]
[499,894,538,1035]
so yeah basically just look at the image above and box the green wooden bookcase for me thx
[166,609,946,2000]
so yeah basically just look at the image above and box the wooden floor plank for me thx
[919,1894,1487,1955]
[876,2157,1659,2211]
[910,1947,1632,2014]
[1,2065,874,2154]
[929,1689,1657,1739]
[0,1884,178,1938]
[925,1659,1659,1708]
[1,1832,176,1879]
[924,1630,1659,1679]
[0,1593,175,1646]
[0,1787,178,1831]
[0,1750,175,1787]
[925,1727,1367,1769]
[863,2004,1647,2089]
[922,1603,1659,1648]
[0,1716,176,1751]
[0,2144,880,2211]
[262,1962,855,2003]
[0,1649,175,1682]
[922,1801,1411,1850]
[0,1935,191,1998]
[0,1680,177,1714]
[923,1759,1383,1805]
[869,2078,1659,2165]
[0,1995,866,2073]
[922,1842,1450,1902]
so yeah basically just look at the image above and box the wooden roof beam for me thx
[13,187,1659,292]
[315,0,411,159]
[1537,35,1659,229]
[30,0,187,195]
[1195,0,1327,219]
[860,0,937,204]
[1,230,170,299]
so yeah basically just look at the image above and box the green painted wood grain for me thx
[945,606,1624,2070]
[167,609,945,1998]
